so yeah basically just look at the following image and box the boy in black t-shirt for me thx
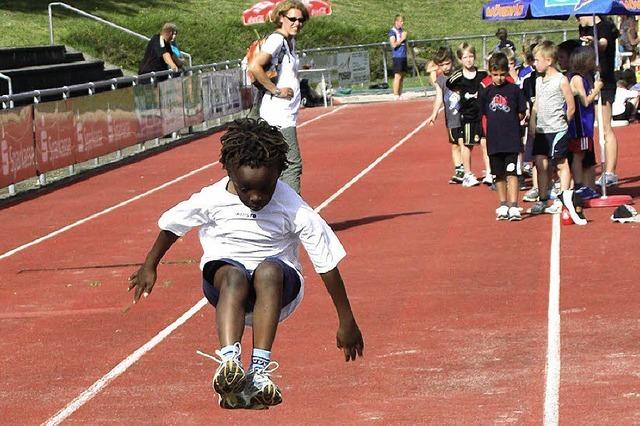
[481,52,527,221]
[446,43,488,188]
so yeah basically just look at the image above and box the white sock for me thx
[250,348,271,372]
[220,343,240,359]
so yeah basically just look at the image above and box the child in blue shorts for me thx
[129,119,364,409]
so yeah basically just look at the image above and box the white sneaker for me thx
[462,173,480,187]
[496,205,509,220]
[244,362,282,409]
[544,199,562,214]
[561,190,587,225]
[197,344,247,409]
[508,206,522,221]
[482,174,494,186]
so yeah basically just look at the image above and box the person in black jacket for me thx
[139,23,179,75]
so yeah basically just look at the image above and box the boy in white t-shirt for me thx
[129,119,364,409]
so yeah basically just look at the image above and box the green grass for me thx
[0,0,574,73]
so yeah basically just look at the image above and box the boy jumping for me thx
[128,119,364,409]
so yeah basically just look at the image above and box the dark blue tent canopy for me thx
[483,0,640,21]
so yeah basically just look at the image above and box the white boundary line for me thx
[1,107,347,262]
[544,214,561,426]
[43,116,428,425]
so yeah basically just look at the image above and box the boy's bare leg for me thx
[214,266,250,346]
[459,140,473,174]
[451,143,462,168]
[495,178,507,203]
[480,138,492,176]
[251,261,284,351]
[507,175,519,205]
[535,155,551,198]
[584,165,596,189]
[571,153,585,186]
[599,102,618,173]
[556,158,571,191]
[393,73,403,97]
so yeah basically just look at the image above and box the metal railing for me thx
[0,58,241,108]
[0,73,13,108]
[47,2,193,67]
[300,27,575,83]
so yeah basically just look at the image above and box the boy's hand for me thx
[593,80,604,92]
[427,114,436,126]
[336,319,364,362]
[128,265,157,303]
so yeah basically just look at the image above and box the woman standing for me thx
[249,0,309,193]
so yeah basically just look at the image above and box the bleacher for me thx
[0,45,124,101]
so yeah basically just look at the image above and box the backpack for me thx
[245,32,287,92]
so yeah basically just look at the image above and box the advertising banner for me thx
[34,99,76,173]
[134,84,163,142]
[202,72,224,121]
[337,50,370,87]
[223,69,243,116]
[73,91,117,163]
[106,87,139,150]
[182,74,204,127]
[0,105,36,187]
[159,77,185,135]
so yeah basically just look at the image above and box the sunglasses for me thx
[284,15,306,24]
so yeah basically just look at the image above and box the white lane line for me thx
[1,108,347,262]
[43,116,427,425]
[544,214,561,426]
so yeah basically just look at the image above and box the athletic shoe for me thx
[523,163,533,177]
[482,174,493,186]
[528,200,548,215]
[611,204,640,223]
[575,186,600,200]
[544,199,562,215]
[462,173,480,188]
[496,205,509,220]
[523,187,539,202]
[560,190,587,225]
[508,206,522,221]
[448,167,465,184]
[244,362,282,409]
[197,344,247,409]
[550,182,561,200]
[596,172,619,187]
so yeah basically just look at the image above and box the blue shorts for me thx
[202,258,301,315]
[532,131,569,161]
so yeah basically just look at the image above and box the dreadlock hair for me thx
[220,118,290,172]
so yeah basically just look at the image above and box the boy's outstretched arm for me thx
[320,267,364,362]
[128,230,179,303]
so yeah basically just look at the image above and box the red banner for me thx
[73,92,118,163]
[106,87,139,150]
[134,84,163,142]
[35,99,76,173]
[1,106,36,188]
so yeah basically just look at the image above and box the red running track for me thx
[0,100,638,424]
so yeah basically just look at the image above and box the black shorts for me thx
[460,121,482,146]
[202,258,301,314]
[447,127,463,144]
[532,131,569,160]
[490,152,519,179]
[600,88,615,106]
[392,57,408,74]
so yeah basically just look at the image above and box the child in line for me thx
[528,41,585,225]
[567,45,603,200]
[520,40,541,202]
[446,43,488,187]
[427,46,464,184]
[481,52,527,221]
[128,119,364,409]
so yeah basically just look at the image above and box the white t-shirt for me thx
[612,87,639,116]
[259,33,301,128]
[158,177,345,279]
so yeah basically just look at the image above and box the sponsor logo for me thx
[490,94,511,112]
[485,3,526,18]
[235,211,257,219]
[622,0,640,10]
[464,91,478,100]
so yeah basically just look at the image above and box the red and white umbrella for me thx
[242,0,332,26]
